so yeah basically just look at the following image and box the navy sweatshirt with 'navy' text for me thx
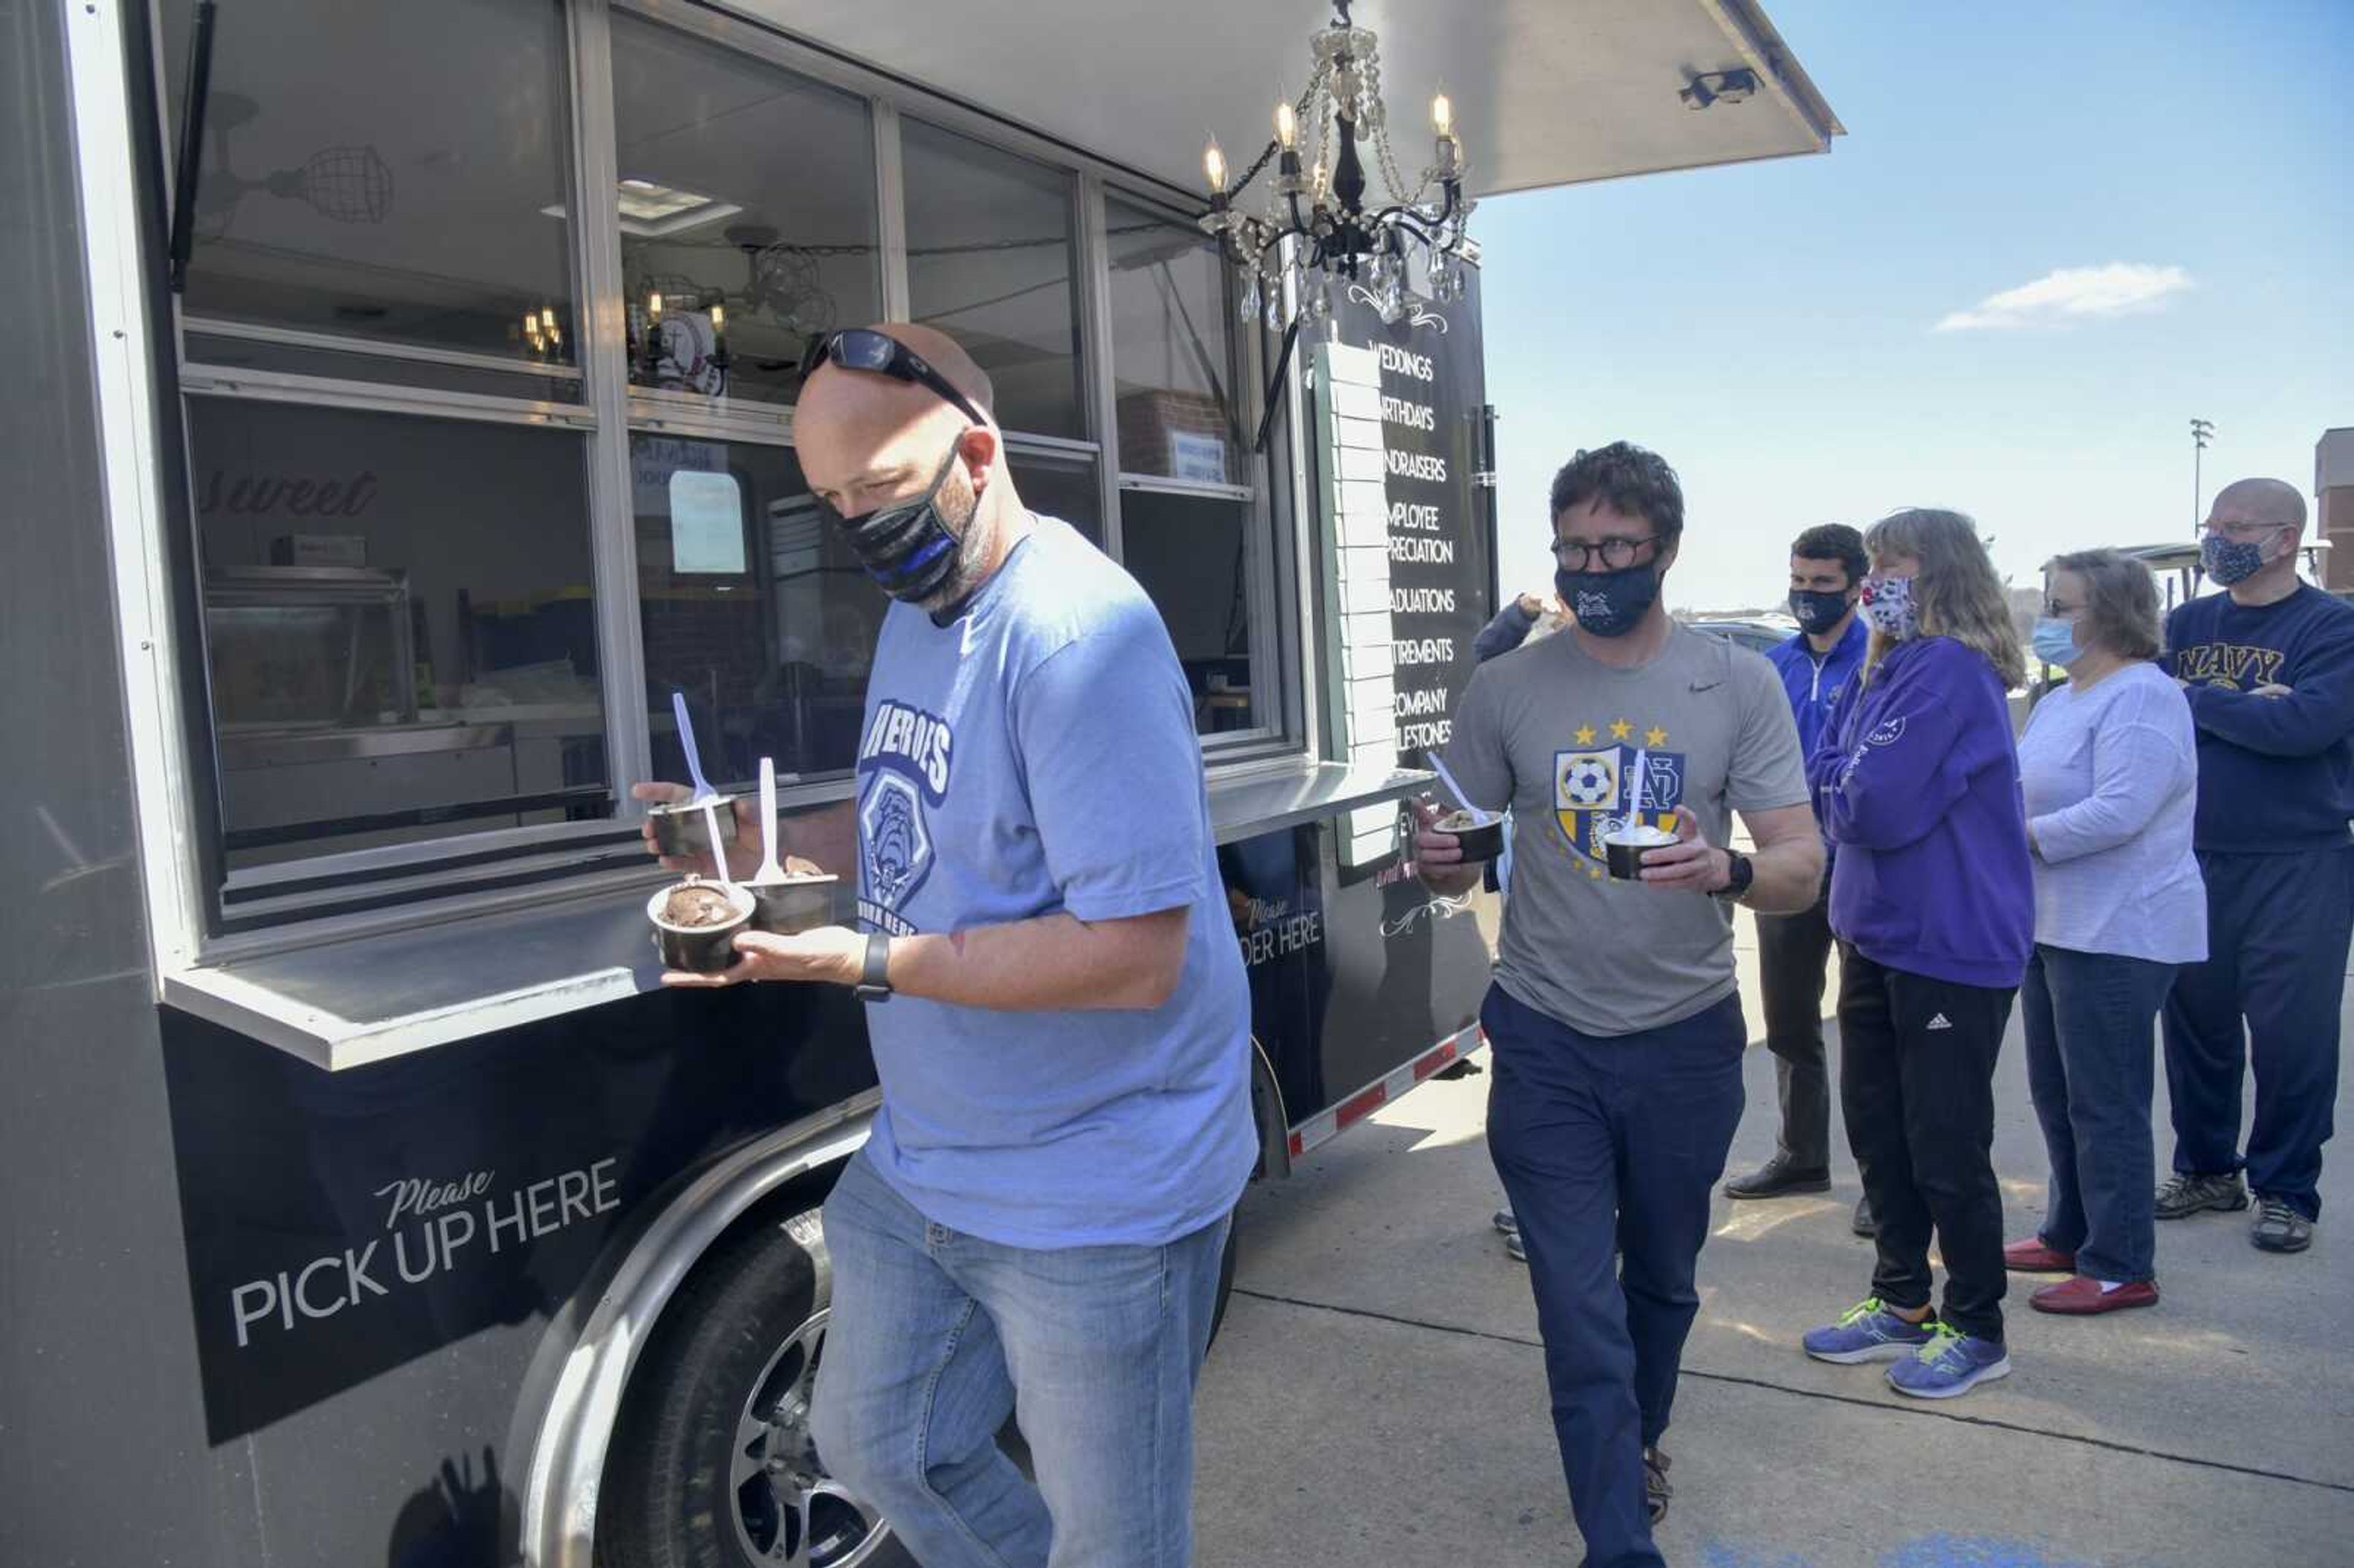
[2167,583,2354,854]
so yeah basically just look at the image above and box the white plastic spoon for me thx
[756,756,782,884]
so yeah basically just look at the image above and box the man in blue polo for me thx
[1724,525,1873,1235]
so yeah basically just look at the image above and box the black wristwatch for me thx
[853,931,894,1002]
[1715,850,1755,903]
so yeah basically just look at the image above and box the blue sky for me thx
[1477,0,2353,614]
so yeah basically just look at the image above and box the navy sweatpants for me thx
[2162,845,2354,1221]
[1484,984,1746,1568]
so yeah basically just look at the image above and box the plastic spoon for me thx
[1423,749,1493,826]
[701,801,731,887]
[671,690,715,802]
[1626,747,1648,829]
[755,756,782,884]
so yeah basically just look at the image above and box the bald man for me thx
[2160,477,2354,1255]
[641,324,1254,1566]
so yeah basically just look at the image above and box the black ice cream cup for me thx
[1436,809,1504,863]
[1604,823,1680,881]
[647,878,755,973]
[647,794,741,860]
[747,873,840,935]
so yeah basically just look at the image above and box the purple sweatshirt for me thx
[1808,636,2034,990]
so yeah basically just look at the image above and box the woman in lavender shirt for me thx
[2006,550,2206,1315]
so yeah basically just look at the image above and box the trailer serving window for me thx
[150,0,1296,937]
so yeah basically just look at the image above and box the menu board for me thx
[1309,270,1493,861]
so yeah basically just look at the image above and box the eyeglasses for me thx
[2203,517,2293,542]
[797,329,989,428]
[1552,534,1660,573]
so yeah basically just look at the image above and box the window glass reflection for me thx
[1007,449,1102,547]
[186,400,608,867]
[161,0,575,368]
[1107,200,1241,485]
[1116,491,1260,734]
[902,120,1084,439]
[634,437,889,786]
[611,14,883,405]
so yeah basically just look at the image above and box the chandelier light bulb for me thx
[1274,97,1298,151]
[709,302,725,332]
[1204,139,1228,195]
[1431,92,1453,137]
[648,292,664,318]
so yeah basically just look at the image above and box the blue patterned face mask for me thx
[2201,531,2274,587]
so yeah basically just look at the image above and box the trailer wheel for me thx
[596,1207,907,1568]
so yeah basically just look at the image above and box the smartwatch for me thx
[1715,849,1755,902]
[853,931,894,1002]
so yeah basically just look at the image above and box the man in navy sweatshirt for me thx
[2161,477,2354,1255]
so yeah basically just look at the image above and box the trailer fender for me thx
[509,1089,879,1568]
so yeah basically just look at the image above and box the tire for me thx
[596,1205,910,1568]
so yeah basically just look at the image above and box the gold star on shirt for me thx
[1573,724,1597,746]
[1645,726,1669,748]
[1587,863,1606,880]
[1609,718,1633,740]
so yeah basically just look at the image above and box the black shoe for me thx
[1852,1195,1878,1237]
[1643,1446,1672,1525]
[2156,1170,2250,1220]
[2251,1196,2314,1253]
[1724,1156,1832,1200]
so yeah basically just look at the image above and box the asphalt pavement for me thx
[1190,913,2354,1568]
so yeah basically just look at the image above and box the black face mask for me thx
[831,444,967,606]
[1557,563,1661,639]
[1788,588,1855,636]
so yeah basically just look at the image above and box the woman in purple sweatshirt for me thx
[1799,508,2035,1399]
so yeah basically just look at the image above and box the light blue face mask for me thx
[2031,616,2083,668]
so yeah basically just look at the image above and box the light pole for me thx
[2190,418,2215,533]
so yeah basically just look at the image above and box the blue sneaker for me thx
[1802,1297,1936,1364]
[1887,1322,2011,1399]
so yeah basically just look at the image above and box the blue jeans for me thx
[1484,984,1746,1568]
[809,1150,1228,1568]
[2022,945,2177,1283]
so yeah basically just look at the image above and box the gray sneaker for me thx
[1492,1205,1518,1235]
[1852,1195,1878,1237]
[1503,1227,1526,1263]
[2156,1171,2251,1220]
[1643,1446,1672,1524]
[2251,1197,2314,1254]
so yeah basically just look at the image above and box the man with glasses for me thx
[640,323,1254,1567]
[2160,476,2354,1255]
[1412,442,1822,1564]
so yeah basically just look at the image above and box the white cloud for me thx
[1933,262,2193,332]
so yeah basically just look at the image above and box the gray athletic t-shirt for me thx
[1442,623,1810,1037]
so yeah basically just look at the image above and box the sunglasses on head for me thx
[797,329,989,428]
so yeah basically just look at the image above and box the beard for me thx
[913,462,997,620]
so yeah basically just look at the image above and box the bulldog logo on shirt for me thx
[855,699,954,934]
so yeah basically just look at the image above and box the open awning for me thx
[718,0,1842,201]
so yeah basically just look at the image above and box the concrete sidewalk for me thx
[1190,921,2354,1567]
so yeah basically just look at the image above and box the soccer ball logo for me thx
[1558,752,1618,809]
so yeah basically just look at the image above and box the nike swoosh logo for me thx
[1689,679,1725,693]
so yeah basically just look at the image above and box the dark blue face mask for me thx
[831,444,966,605]
[2201,530,2274,587]
[1557,562,1661,639]
[1788,588,1854,636]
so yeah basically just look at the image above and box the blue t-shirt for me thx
[852,516,1257,1249]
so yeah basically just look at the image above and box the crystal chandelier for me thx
[1199,0,1473,335]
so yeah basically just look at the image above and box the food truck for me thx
[4,2,1837,1563]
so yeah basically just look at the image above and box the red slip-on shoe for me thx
[2003,1237,2076,1273]
[2030,1276,2159,1315]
